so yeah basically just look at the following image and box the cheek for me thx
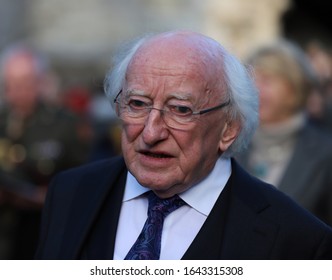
[121,122,143,143]
[259,85,286,117]
[120,123,142,159]
[178,125,221,171]
[259,94,282,113]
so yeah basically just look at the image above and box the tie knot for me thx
[147,191,185,217]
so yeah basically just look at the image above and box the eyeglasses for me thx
[113,90,231,130]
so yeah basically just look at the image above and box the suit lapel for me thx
[183,160,280,259]
[59,157,127,259]
[220,167,280,259]
[81,170,126,259]
[182,178,231,259]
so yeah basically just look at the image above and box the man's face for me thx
[120,37,231,198]
[4,54,40,111]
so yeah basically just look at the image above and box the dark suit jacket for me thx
[236,122,332,226]
[35,157,332,259]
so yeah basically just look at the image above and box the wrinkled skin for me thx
[121,31,240,198]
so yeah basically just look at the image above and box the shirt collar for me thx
[123,157,232,216]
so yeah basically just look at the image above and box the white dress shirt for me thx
[113,156,232,260]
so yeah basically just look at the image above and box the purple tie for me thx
[124,191,185,260]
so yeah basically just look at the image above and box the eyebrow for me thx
[168,92,194,101]
[125,89,194,101]
[125,89,147,96]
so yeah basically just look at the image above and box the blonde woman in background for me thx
[236,40,332,226]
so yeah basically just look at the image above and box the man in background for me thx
[0,44,91,259]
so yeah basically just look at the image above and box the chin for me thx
[138,176,169,190]
[136,176,181,196]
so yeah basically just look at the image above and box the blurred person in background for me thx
[62,85,94,154]
[306,41,332,130]
[236,40,332,226]
[0,44,92,259]
[88,81,122,161]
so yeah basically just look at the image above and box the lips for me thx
[140,150,173,159]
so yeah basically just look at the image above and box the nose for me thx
[142,108,169,145]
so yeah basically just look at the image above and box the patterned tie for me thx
[124,191,185,260]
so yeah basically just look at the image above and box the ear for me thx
[219,120,241,152]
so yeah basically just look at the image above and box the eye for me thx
[168,105,193,116]
[127,99,149,110]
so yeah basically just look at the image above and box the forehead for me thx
[130,45,201,76]
[125,34,223,93]
[5,53,36,79]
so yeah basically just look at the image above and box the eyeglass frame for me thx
[113,89,231,126]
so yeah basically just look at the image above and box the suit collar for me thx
[183,159,279,259]
[59,157,127,259]
[220,160,280,259]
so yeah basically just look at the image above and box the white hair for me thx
[104,31,259,157]
[104,35,149,108]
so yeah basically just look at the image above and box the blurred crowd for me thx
[1,35,332,259]
[0,44,121,259]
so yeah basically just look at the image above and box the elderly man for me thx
[35,31,332,259]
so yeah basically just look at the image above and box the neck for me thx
[259,112,306,136]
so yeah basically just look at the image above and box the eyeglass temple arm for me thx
[113,89,123,103]
[195,99,231,115]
